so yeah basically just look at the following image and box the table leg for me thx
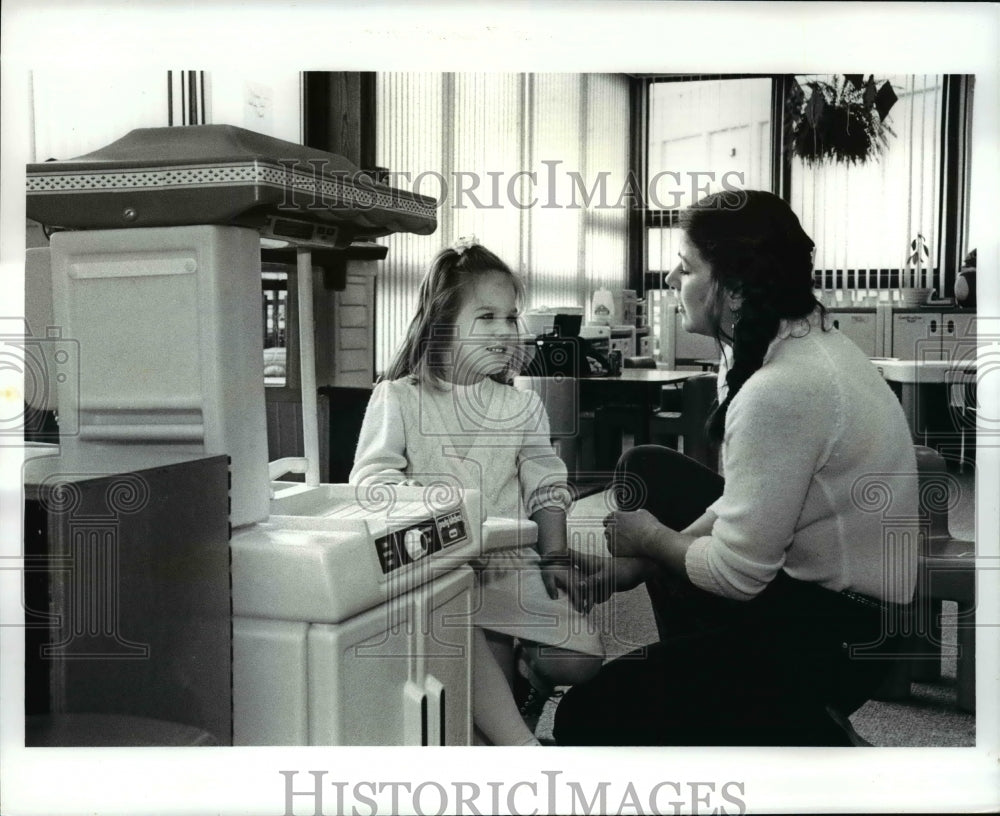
[594,407,626,471]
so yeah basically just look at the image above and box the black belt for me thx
[840,588,892,611]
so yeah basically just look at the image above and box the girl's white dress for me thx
[350,376,602,655]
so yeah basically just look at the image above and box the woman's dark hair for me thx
[383,242,525,388]
[680,189,823,443]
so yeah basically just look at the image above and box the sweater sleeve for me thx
[349,380,410,485]
[684,373,831,600]
[517,390,571,515]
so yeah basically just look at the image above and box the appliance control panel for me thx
[262,215,342,247]
[374,508,469,575]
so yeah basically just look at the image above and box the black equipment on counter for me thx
[521,334,614,378]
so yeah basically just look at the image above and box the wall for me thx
[30,69,302,163]
[206,71,302,145]
[31,68,172,162]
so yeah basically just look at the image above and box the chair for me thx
[822,445,975,745]
[912,445,976,711]
[514,375,602,495]
[871,445,976,713]
[648,373,719,471]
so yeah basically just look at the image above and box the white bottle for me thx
[591,287,615,325]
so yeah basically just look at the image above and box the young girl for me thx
[350,237,604,745]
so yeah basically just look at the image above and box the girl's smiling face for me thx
[447,271,521,383]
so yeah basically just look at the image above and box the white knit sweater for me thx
[350,377,601,653]
[349,376,570,520]
[685,314,919,604]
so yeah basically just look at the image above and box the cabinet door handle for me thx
[425,675,447,746]
[833,319,840,329]
[403,680,428,746]
[930,319,938,334]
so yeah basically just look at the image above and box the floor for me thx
[535,458,977,747]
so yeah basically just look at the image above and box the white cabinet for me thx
[637,329,652,357]
[307,566,473,746]
[49,225,271,528]
[830,311,878,357]
[328,264,377,388]
[941,312,977,362]
[286,257,377,390]
[892,312,945,360]
[892,311,975,361]
[610,326,636,358]
[234,565,474,746]
[651,295,718,367]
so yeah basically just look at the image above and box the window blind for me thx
[790,75,944,295]
[374,72,630,374]
[583,74,631,297]
[527,73,584,309]
[374,73,447,374]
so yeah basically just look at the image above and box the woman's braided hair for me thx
[680,189,824,443]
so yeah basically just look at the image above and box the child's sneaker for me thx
[513,670,549,733]
[512,648,559,734]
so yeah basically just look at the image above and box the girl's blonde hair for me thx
[382,243,526,388]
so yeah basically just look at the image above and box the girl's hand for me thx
[532,507,570,600]
[603,509,664,559]
[539,556,572,600]
[567,551,652,613]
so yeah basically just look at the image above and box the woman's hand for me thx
[603,509,665,559]
[564,551,653,614]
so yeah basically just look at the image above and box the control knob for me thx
[403,528,429,560]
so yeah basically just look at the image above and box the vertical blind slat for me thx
[790,74,944,295]
[374,72,630,374]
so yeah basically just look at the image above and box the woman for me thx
[553,190,918,746]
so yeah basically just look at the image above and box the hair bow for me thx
[452,235,479,255]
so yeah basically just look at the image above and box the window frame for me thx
[635,73,973,298]
[635,73,785,292]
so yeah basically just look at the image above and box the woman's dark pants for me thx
[553,445,906,746]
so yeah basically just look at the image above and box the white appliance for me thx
[589,287,636,326]
[636,327,651,357]
[46,225,272,527]
[229,483,531,745]
[580,323,611,357]
[830,310,879,357]
[892,311,945,360]
[609,325,636,358]
[231,484,484,745]
[651,294,718,366]
[27,125,526,746]
[891,309,978,362]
